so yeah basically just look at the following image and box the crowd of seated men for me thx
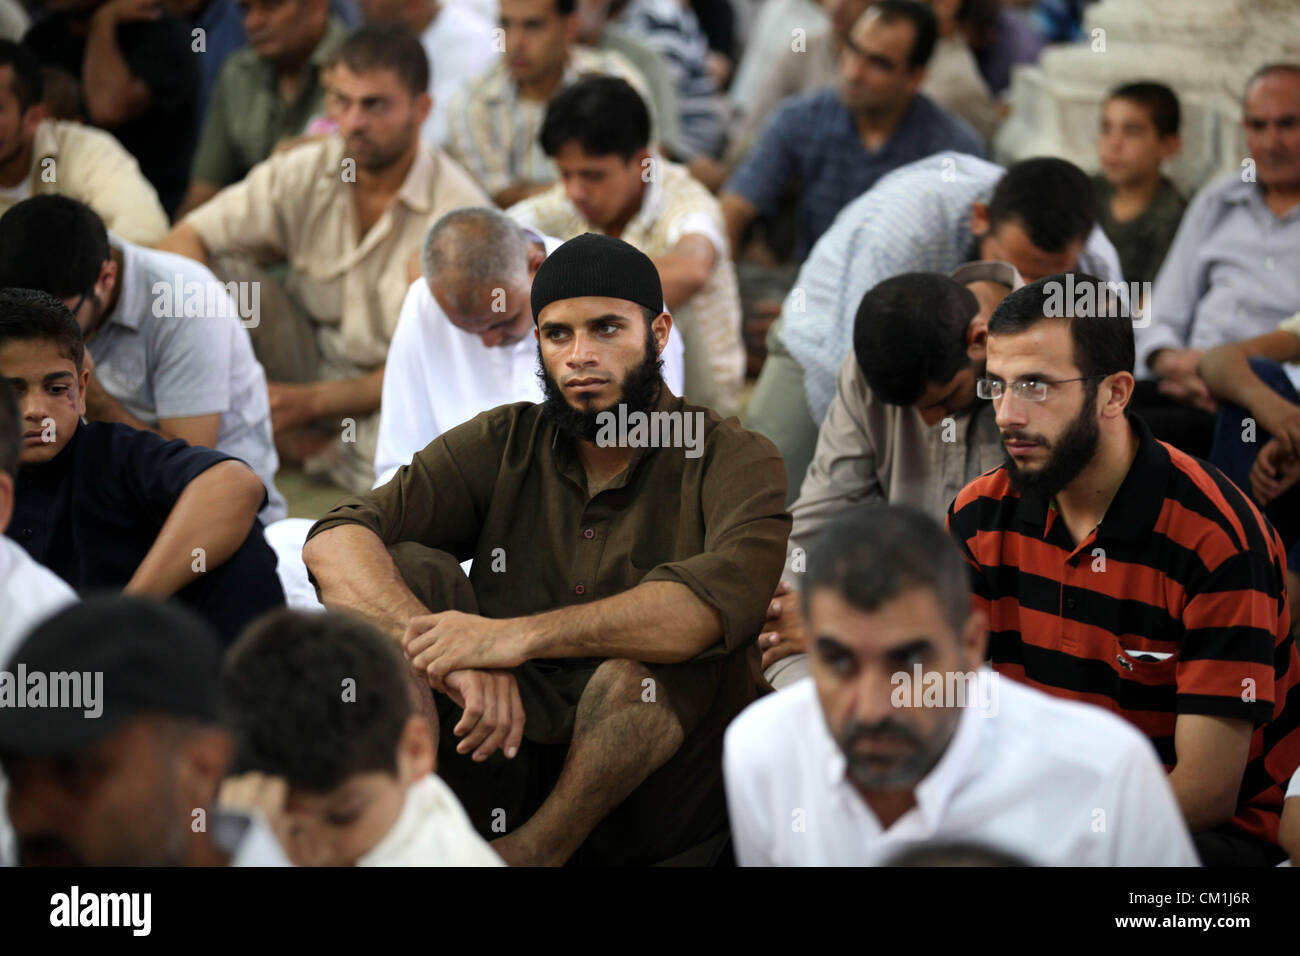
[0,0,1298,868]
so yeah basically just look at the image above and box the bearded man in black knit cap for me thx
[303,234,790,866]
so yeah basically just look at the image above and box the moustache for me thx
[1000,430,1049,446]
[840,719,922,750]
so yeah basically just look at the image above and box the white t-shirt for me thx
[358,774,504,866]
[373,231,687,487]
[723,672,1200,867]
[422,2,500,148]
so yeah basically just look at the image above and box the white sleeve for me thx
[662,318,686,396]
[722,721,776,867]
[1105,737,1200,867]
[373,282,442,488]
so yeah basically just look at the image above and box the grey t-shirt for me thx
[92,236,285,522]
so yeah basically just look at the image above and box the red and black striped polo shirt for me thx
[947,413,1300,846]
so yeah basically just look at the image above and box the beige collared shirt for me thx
[184,135,488,371]
[4,120,168,245]
[507,155,744,416]
[445,45,653,197]
[787,350,1005,562]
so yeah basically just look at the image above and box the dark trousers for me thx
[389,543,753,866]
[1132,380,1216,459]
[179,521,285,646]
[1208,357,1300,569]
[1194,824,1288,867]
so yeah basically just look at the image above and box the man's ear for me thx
[966,312,989,361]
[77,363,91,415]
[651,310,672,356]
[960,608,989,671]
[1101,370,1135,420]
[563,10,581,44]
[396,715,434,784]
[412,90,432,127]
[1160,133,1182,163]
[177,726,234,809]
[969,201,989,238]
[97,258,117,302]
[527,243,547,279]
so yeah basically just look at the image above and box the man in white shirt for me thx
[0,596,291,866]
[723,504,1199,867]
[0,196,285,522]
[375,205,684,485]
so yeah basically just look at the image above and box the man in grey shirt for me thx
[0,195,285,522]
[1133,64,1300,457]
[760,262,1018,688]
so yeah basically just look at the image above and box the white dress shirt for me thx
[723,672,1199,866]
[373,231,686,486]
[421,2,499,148]
[358,774,503,867]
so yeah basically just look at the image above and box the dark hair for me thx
[802,504,971,637]
[885,841,1030,867]
[987,157,1094,253]
[868,0,938,70]
[853,273,979,406]
[0,40,43,112]
[337,24,429,97]
[0,196,109,299]
[986,272,1135,378]
[556,0,575,13]
[1108,81,1181,137]
[0,377,17,479]
[0,288,85,373]
[222,609,414,792]
[539,75,650,161]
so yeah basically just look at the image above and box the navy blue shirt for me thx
[7,420,284,643]
[725,89,986,259]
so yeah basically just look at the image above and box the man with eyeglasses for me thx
[948,272,1300,867]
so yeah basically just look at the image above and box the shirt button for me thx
[18,528,32,539]
[574,584,585,595]
[583,528,594,539]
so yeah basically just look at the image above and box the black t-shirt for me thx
[7,420,284,642]
[24,12,199,217]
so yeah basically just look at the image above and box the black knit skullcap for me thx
[531,233,664,323]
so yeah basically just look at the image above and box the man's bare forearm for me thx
[303,523,432,640]
[1198,345,1275,410]
[125,461,264,598]
[312,367,385,420]
[521,581,722,663]
[156,221,212,266]
[84,10,150,127]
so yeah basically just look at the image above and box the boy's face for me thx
[1097,97,1176,187]
[280,716,433,866]
[553,142,647,230]
[0,338,86,465]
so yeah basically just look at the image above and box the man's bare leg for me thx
[491,658,684,866]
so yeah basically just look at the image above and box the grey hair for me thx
[420,207,532,313]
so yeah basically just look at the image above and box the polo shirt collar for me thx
[396,143,439,215]
[1015,412,1168,542]
[1220,176,1300,222]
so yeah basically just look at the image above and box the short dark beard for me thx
[538,321,664,442]
[1003,386,1100,498]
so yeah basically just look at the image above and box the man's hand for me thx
[218,772,294,854]
[1153,348,1218,413]
[404,609,529,687]
[759,579,809,671]
[94,0,162,24]
[1253,394,1300,459]
[442,669,526,762]
[267,382,321,433]
[1250,437,1300,506]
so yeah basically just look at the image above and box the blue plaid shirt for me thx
[725,89,985,259]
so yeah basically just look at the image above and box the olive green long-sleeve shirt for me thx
[308,387,791,657]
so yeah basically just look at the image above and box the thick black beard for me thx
[1004,387,1101,498]
[538,323,664,442]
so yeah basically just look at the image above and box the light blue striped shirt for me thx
[779,152,1124,422]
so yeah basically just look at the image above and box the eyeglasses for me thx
[976,375,1105,402]
[67,282,95,319]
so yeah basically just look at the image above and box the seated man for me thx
[165,0,246,120]
[376,205,684,485]
[724,505,1198,866]
[0,196,286,523]
[158,25,488,493]
[0,289,285,641]
[508,76,743,416]
[445,0,652,207]
[745,151,1123,502]
[0,595,291,866]
[359,0,498,149]
[179,0,347,217]
[24,0,200,217]
[948,273,1300,866]
[1133,64,1300,458]
[719,0,984,262]
[219,608,503,866]
[303,234,789,865]
[0,42,167,243]
[760,263,1018,688]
